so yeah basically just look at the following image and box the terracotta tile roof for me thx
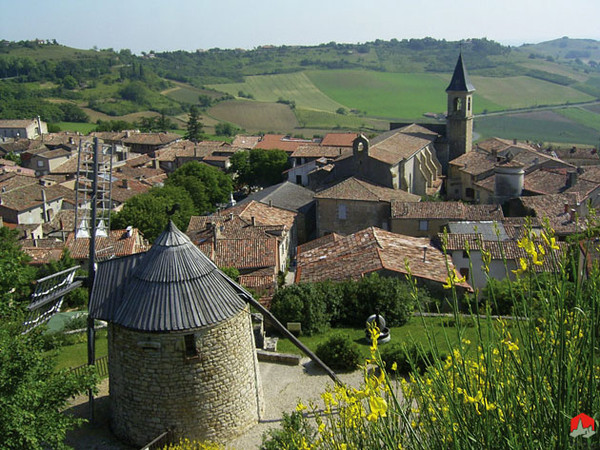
[297,232,344,254]
[20,239,65,265]
[320,133,359,147]
[519,193,584,235]
[0,182,75,212]
[0,158,16,167]
[226,200,297,229]
[110,179,152,204]
[291,144,351,159]
[187,214,281,270]
[0,119,38,128]
[0,138,41,154]
[314,177,421,203]
[113,164,166,184]
[442,233,484,251]
[368,127,434,165]
[124,153,153,167]
[65,228,149,260]
[449,150,497,177]
[476,137,538,154]
[254,134,312,153]
[42,210,76,235]
[548,146,600,162]
[296,227,469,289]
[391,201,504,220]
[89,131,128,142]
[0,172,38,192]
[122,132,181,146]
[238,266,277,295]
[232,135,261,149]
[37,148,72,160]
[473,174,496,192]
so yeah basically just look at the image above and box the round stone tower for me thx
[494,159,524,203]
[89,221,263,446]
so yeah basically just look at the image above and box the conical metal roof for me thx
[446,53,475,93]
[90,221,247,332]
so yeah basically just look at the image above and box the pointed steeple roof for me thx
[446,53,475,93]
[89,221,248,331]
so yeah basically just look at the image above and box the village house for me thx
[295,226,471,293]
[122,131,181,154]
[446,138,575,204]
[313,176,420,237]
[390,201,504,237]
[186,213,291,303]
[235,181,316,243]
[0,173,75,225]
[441,225,568,290]
[64,227,149,264]
[0,117,47,139]
[25,148,73,176]
[287,144,352,186]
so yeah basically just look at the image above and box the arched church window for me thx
[467,97,471,112]
[454,97,462,112]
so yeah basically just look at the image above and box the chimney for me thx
[569,208,576,222]
[126,225,133,238]
[422,246,428,262]
[566,171,578,188]
[268,199,273,207]
[251,216,256,226]
[229,213,233,221]
[41,189,48,222]
[69,137,74,145]
[122,179,129,189]
[513,138,517,145]
[154,159,159,169]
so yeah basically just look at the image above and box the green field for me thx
[295,108,388,131]
[208,99,299,132]
[475,110,600,145]
[471,75,594,109]
[555,106,600,130]
[162,82,222,104]
[57,122,97,133]
[208,72,345,111]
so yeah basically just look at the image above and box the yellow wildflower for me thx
[512,257,527,276]
[366,396,388,422]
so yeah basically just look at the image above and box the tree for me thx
[215,122,239,137]
[229,148,289,187]
[184,105,203,143]
[198,94,212,108]
[155,111,175,132]
[0,230,96,449]
[111,185,196,242]
[166,161,232,213]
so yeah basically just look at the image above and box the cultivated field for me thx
[471,75,594,109]
[207,72,345,111]
[162,81,222,104]
[555,106,600,131]
[475,110,600,145]
[208,100,299,132]
[295,108,388,131]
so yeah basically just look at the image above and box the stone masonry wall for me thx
[108,306,263,446]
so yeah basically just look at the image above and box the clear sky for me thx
[1,0,599,54]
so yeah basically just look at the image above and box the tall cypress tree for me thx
[184,105,203,143]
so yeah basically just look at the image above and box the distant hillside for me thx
[0,37,599,146]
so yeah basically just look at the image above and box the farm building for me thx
[89,221,264,446]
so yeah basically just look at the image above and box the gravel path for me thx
[65,358,366,449]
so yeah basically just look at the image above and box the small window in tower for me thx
[467,97,471,112]
[454,98,462,112]
[184,334,198,358]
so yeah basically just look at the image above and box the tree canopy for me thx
[229,148,289,187]
[0,228,97,449]
[111,185,196,242]
[166,161,232,213]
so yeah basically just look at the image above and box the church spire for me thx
[446,52,475,93]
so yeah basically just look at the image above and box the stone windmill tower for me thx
[89,221,264,446]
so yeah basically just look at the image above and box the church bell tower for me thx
[446,53,475,161]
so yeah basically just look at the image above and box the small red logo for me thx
[570,413,596,439]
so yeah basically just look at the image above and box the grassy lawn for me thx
[276,316,508,360]
[48,329,108,371]
[208,72,345,112]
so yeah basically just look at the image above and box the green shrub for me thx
[270,283,329,335]
[260,411,314,450]
[380,342,445,375]
[315,334,361,371]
